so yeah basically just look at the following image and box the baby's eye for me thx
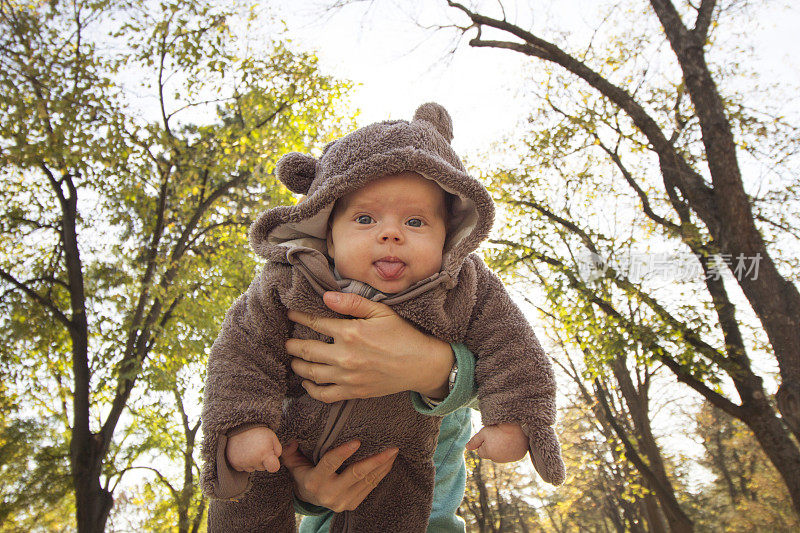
[356,215,374,224]
[406,218,423,228]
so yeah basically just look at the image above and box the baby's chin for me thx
[369,277,414,295]
[369,266,443,294]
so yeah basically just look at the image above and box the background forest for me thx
[1,0,798,531]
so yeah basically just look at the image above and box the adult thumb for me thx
[323,291,393,319]
[280,440,310,471]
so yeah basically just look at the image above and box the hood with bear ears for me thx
[249,102,495,288]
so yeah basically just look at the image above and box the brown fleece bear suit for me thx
[201,103,565,532]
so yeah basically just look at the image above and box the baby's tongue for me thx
[374,260,405,278]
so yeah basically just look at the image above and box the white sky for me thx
[267,0,547,156]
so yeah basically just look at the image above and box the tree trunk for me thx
[648,0,800,443]
[604,495,625,533]
[511,495,531,533]
[178,506,189,533]
[612,357,693,532]
[57,172,113,533]
[642,489,669,533]
[706,410,742,506]
[472,454,492,533]
[190,499,206,533]
[739,396,800,512]
[72,433,113,533]
[594,376,695,532]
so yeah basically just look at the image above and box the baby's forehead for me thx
[337,173,446,211]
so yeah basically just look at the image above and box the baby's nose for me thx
[379,224,403,242]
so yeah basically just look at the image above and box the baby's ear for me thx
[275,152,317,194]
[413,102,454,143]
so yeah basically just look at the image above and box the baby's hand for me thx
[225,426,282,473]
[465,423,529,463]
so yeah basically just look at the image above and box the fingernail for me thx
[348,440,360,450]
[326,291,341,304]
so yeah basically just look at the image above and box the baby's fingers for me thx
[465,430,485,451]
[262,453,281,473]
[262,432,283,472]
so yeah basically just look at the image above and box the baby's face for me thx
[327,172,447,294]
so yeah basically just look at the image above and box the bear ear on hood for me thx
[275,152,317,194]
[413,102,454,144]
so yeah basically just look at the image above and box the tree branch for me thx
[0,268,72,327]
[592,134,681,233]
[499,239,745,417]
[447,0,718,246]
[494,195,745,379]
[693,0,716,39]
[116,465,179,500]
[594,377,697,511]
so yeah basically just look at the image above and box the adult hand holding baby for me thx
[280,439,399,513]
[286,291,455,402]
[282,290,457,512]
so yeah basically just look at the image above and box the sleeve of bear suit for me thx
[464,254,566,486]
[200,264,292,500]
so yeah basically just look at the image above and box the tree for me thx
[439,0,800,513]
[0,384,73,530]
[106,226,259,532]
[0,0,351,530]
[543,313,690,533]
[693,402,799,531]
[461,450,544,532]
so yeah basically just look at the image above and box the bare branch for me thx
[592,134,681,232]
[183,220,248,254]
[115,465,179,500]
[669,83,688,144]
[171,171,250,263]
[166,96,234,122]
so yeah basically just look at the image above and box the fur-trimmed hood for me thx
[249,102,494,289]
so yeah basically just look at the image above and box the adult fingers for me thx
[322,291,394,319]
[291,358,338,385]
[340,447,398,488]
[285,338,337,365]
[301,380,351,403]
[280,440,312,471]
[314,440,362,476]
[287,309,346,338]
[347,455,397,509]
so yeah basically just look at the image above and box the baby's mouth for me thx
[373,257,406,280]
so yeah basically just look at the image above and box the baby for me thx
[201,103,564,533]
[228,172,530,474]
